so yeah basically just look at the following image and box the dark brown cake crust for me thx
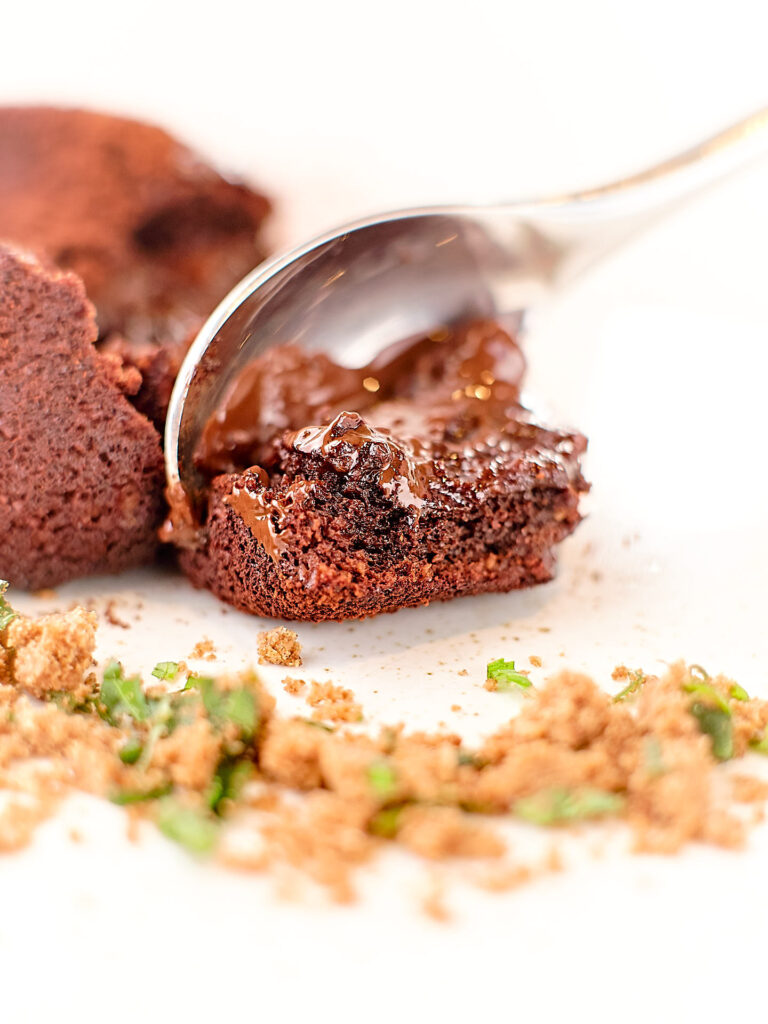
[0,106,271,427]
[177,321,588,621]
[0,246,166,589]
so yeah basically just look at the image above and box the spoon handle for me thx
[536,107,768,217]
[495,107,768,293]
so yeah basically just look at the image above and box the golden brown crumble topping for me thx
[282,676,306,695]
[305,681,363,723]
[1,594,768,913]
[189,637,217,661]
[257,627,302,668]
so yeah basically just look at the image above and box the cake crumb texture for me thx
[258,627,302,668]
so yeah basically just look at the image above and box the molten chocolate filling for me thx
[171,319,582,559]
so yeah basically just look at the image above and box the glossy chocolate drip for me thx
[223,466,289,557]
[194,319,526,479]
[188,319,571,557]
[288,411,431,509]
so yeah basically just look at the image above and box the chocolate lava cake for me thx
[175,320,588,621]
[0,106,271,427]
[0,245,165,590]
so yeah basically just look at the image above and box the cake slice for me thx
[175,320,588,621]
[0,106,271,427]
[0,245,165,589]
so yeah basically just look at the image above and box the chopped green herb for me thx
[151,661,179,681]
[644,736,666,778]
[0,579,17,632]
[730,683,750,702]
[135,695,175,771]
[367,759,398,800]
[514,786,625,826]
[101,661,149,724]
[223,688,257,738]
[457,749,485,768]
[111,782,172,805]
[156,799,219,854]
[612,670,646,703]
[118,736,144,765]
[301,718,335,732]
[369,806,404,839]
[208,759,252,814]
[749,732,768,755]
[486,658,532,691]
[46,690,100,715]
[689,702,733,761]
[187,676,257,738]
[683,680,730,714]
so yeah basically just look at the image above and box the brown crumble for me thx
[68,827,83,843]
[104,601,130,630]
[1,601,768,907]
[282,677,306,696]
[538,627,551,634]
[305,681,363,723]
[190,637,217,661]
[2,607,97,700]
[125,807,142,844]
[457,669,469,677]
[451,705,461,712]
[421,874,451,922]
[529,656,543,668]
[257,627,302,668]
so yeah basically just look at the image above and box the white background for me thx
[2,2,768,1022]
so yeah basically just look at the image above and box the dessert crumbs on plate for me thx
[2,592,768,913]
[421,874,451,922]
[104,600,130,630]
[189,637,216,661]
[257,627,302,668]
[305,681,363,723]
[282,677,306,695]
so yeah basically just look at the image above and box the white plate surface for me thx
[2,2,768,1020]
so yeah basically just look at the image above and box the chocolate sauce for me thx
[288,412,430,510]
[224,467,290,557]
[194,319,526,479]
[186,320,581,558]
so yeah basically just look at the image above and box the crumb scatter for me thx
[282,677,306,696]
[258,628,302,668]
[189,637,216,661]
[1,597,767,907]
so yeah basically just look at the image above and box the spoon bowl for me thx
[166,110,768,510]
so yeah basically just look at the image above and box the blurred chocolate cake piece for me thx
[0,245,165,588]
[0,106,271,426]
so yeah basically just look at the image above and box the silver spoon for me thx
[166,109,768,512]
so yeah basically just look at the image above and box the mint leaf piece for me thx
[486,658,532,691]
[367,759,398,799]
[156,799,219,854]
[514,787,624,825]
[151,661,179,681]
